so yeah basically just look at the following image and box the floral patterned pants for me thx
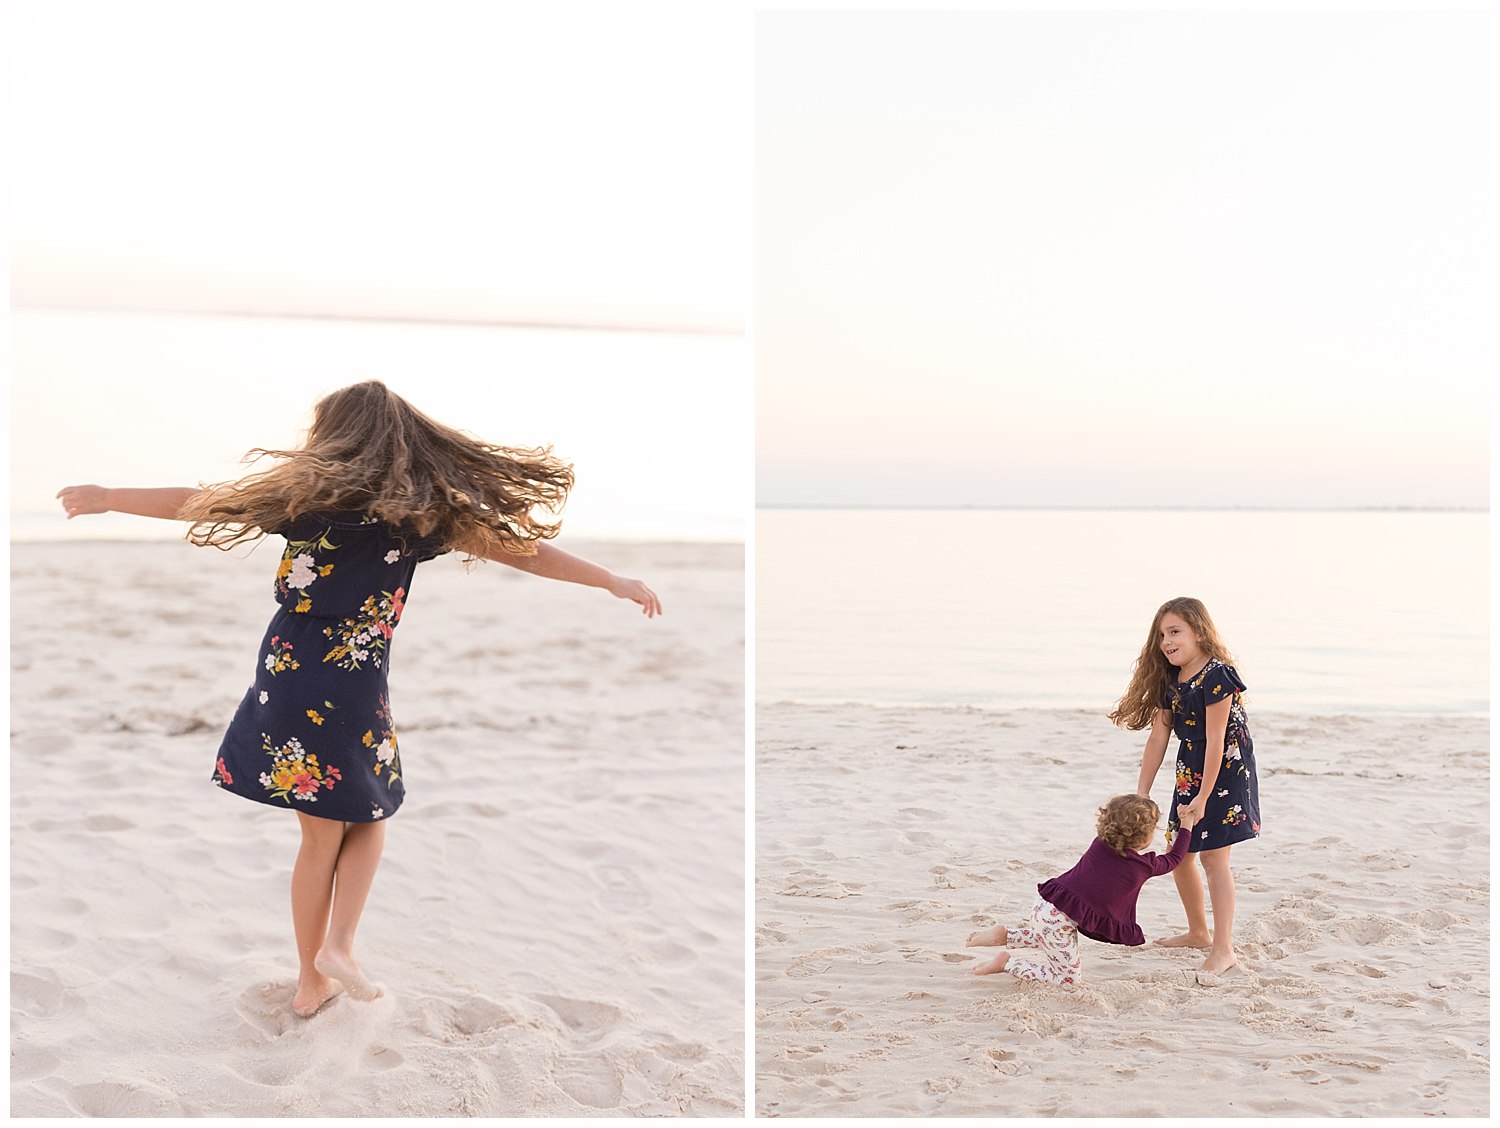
[1007,896,1081,986]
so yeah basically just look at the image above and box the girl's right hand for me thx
[607,575,663,618]
[57,484,110,518]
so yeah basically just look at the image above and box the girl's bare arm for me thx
[57,484,202,520]
[484,540,662,618]
[1136,709,1172,795]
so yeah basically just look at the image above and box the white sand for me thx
[11,538,744,1117]
[756,702,1488,1117]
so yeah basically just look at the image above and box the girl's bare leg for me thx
[1155,853,1213,948]
[313,820,387,1000]
[1197,846,1237,973]
[290,812,347,1016]
[966,924,1009,947]
[971,950,1012,975]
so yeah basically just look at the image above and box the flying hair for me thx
[178,380,574,558]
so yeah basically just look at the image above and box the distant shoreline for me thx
[756,697,1490,722]
[756,503,1488,514]
[8,521,744,547]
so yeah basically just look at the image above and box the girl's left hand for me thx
[57,484,110,518]
[607,575,662,618]
[1179,799,1206,828]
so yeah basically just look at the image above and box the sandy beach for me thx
[11,538,744,1117]
[755,702,1488,1117]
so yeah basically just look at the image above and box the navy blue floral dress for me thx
[210,513,447,822]
[1161,658,1260,853]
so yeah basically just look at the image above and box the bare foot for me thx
[966,924,1008,947]
[1198,950,1238,975]
[291,973,343,1018]
[971,951,1011,976]
[314,948,383,1002]
[1153,930,1212,949]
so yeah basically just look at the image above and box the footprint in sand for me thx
[366,1046,405,1071]
[70,1081,185,1117]
[233,981,298,1040]
[786,959,832,979]
[592,864,652,913]
[535,994,623,1038]
[778,870,863,899]
[83,814,135,833]
[450,995,518,1037]
[554,1055,624,1109]
[757,924,791,947]
[651,1038,710,1065]
[12,970,78,1021]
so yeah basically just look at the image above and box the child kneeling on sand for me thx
[967,794,1195,985]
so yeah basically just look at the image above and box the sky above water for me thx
[757,9,1493,509]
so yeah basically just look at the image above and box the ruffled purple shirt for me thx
[1037,831,1190,946]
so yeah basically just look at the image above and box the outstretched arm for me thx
[57,484,202,521]
[485,540,662,618]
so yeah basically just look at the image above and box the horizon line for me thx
[13,302,743,339]
[756,502,1489,514]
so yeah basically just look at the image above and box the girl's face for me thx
[1158,611,1207,671]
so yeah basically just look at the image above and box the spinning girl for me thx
[58,380,661,1017]
[1109,596,1259,975]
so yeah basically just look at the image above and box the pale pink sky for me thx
[757,10,1493,509]
[9,6,749,333]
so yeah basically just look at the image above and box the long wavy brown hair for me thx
[1097,793,1160,854]
[180,380,574,556]
[1107,597,1237,731]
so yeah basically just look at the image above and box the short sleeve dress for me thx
[209,513,447,822]
[1161,658,1261,852]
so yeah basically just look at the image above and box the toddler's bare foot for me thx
[291,972,343,1018]
[971,951,1011,976]
[1153,930,1212,949]
[1198,950,1238,975]
[966,925,1008,947]
[314,948,383,1002]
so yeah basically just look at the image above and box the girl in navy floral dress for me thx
[58,381,661,1017]
[1108,597,1259,975]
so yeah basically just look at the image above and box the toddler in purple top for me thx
[966,794,1196,985]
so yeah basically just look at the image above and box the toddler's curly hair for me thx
[1097,794,1160,855]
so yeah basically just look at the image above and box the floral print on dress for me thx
[363,694,401,788]
[214,514,444,823]
[275,528,339,612]
[322,588,406,671]
[258,733,342,803]
[1174,762,1201,796]
[264,636,300,675]
[1161,658,1260,853]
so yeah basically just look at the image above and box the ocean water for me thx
[756,507,1489,715]
[11,309,747,543]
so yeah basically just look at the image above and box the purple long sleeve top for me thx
[1037,830,1190,946]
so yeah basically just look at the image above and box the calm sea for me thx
[757,507,1489,715]
[11,309,747,543]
